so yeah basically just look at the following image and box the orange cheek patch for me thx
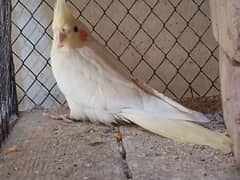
[79,30,89,42]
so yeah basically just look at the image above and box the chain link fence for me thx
[11,0,220,111]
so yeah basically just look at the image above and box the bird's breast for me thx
[51,47,143,111]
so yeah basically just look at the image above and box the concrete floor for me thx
[0,108,240,180]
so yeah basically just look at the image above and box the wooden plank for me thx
[219,49,240,167]
[210,0,240,167]
[210,0,240,63]
[0,0,18,145]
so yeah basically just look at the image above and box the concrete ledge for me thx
[0,109,239,180]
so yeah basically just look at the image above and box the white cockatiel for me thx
[51,0,231,152]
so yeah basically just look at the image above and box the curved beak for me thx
[59,29,67,43]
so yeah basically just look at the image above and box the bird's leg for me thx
[224,129,230,137]
[50,114,75,123]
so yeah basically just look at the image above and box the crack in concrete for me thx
[115,127,132,180]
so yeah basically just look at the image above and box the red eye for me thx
[79,30,89,41]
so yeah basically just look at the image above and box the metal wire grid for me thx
[11,0,220,109]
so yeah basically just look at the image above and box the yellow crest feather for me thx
[52,0,74,32]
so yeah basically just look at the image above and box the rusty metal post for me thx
[0,0,18,145]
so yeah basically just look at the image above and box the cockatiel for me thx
[51,0,231,152]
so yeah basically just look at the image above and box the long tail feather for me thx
[133,78,210,123]
[118,109,232,153]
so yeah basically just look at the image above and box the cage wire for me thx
[11,0,220,111]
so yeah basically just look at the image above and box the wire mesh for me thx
[11,0,220,110]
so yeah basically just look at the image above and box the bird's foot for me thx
[50,114,75,123]
[224,130,230,137]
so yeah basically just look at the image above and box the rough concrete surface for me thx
[0,108,240,180]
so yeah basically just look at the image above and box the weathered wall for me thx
[12,0,219,110]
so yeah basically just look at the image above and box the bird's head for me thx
[52,0,90,49]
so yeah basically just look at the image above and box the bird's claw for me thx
[50,114,75,123]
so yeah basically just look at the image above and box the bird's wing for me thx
[84,40,209,123]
